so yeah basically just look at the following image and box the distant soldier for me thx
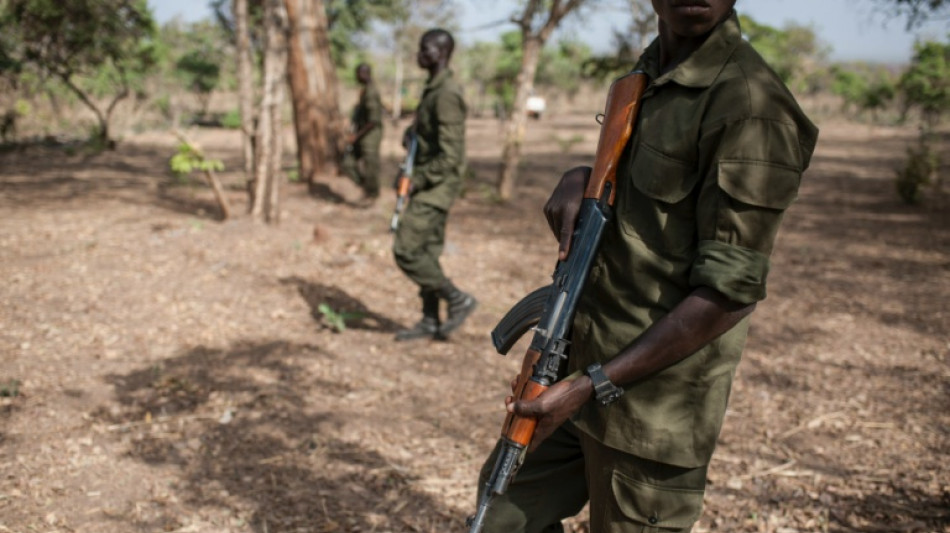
[393,28,477,341]
[341,63,383,204]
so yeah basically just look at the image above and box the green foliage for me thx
[0,0,157,140]
[0,379,20,398]
[317,303,363,333]
[220,109,243,129]
[0,0,157,80]
[465,31,594,115]
[287,167,300,182]
[169,141,224,180]
[536,39,594,100]
[154,95,173,120]
[895,137,939,204]
[830,64,898,117]
[830,67,866,103]
[13,99,31,117]
[739,14,826,90]
[899,39,950,126]
[176,50,221,111]
[327,0,410,66]
[155,19,232,117]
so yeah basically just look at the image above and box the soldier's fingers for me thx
[509,398,543,418]
[558,224,574,261]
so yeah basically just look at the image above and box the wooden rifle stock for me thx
[390,134,418,232]
[585,73,648,204]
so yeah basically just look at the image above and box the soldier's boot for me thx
[437,279,478,337]
[395,289,441,341]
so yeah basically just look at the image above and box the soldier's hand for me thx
[543,166,591,261]
[507,375,593,452]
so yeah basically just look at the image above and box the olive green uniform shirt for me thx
[353,80,383,147]
[569,13,819,468]
[411,69,467,210]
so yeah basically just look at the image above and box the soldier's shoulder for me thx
[441,77,466,104]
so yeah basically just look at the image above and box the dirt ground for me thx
[1,107,948,533]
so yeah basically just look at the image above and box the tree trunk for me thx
[58,73,127,147]
[204,168,232,221]
[250,0,288,224]
[497,36,542,201]
[495,0,587,201]
[233,0,256,202]
[307,0,344,175]
[284,0,317,187]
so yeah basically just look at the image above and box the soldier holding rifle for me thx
[393,28,477,341]
[473,1,818,531]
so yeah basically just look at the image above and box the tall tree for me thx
[497,0,588,201]
[0,0,157,144]
[308,0,345,182]
[284,0,322,187]
[249,0,288,223]
[232,0,256,189]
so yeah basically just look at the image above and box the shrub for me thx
[895,139,939,204]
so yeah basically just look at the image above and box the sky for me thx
[149,0,949,64]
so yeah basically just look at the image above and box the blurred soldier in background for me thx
[341,63,383,205]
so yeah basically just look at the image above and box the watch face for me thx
[588,363,623,405]
[598,388,624,406]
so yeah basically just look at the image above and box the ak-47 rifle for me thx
[390,132,418,232]
[466,72,648,533]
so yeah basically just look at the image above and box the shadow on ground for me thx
[280,276,403,333]
[96,340,458,532]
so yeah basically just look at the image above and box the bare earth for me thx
[1,110,948,533]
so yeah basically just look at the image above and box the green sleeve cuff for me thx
[689,240,771,304]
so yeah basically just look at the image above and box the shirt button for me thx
[649,516,658,525]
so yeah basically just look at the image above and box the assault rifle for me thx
[390,132,418,232]
[466,72,648,533]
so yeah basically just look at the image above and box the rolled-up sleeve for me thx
[691,117,807,304]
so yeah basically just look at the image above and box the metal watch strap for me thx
[585,362,624,406]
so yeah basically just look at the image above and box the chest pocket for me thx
[618,141,701,255]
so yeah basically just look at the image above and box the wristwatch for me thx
[585,362,624,406]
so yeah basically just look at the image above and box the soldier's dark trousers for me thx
[392,200,448,290]
[476,423,708,533]
[341,135,381,197]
